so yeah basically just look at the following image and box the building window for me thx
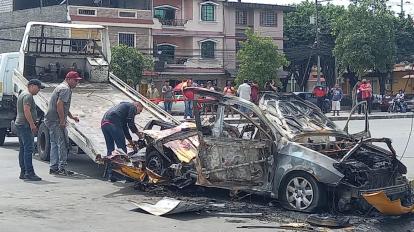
[154,7,176,20]
[78,9,96,16]
[236,10,247,25]
[201,41,215,58]
[260,11,277,27]
[118,33,135,47]
[119,11,136,18]
[201,3,215,21]
[157,44,175,63]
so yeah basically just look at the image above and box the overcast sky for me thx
[231,0,414,16]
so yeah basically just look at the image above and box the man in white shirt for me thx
[237,80,251,114]
[237,79,251,101]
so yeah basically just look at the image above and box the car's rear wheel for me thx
[280,172,324,212]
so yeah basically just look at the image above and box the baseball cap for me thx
[28,79,45,89]
[66,71,82,80]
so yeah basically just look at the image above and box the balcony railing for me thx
[159,19,188,27]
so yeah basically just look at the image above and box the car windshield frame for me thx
[259,93,340,136]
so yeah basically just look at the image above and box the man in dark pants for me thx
[101,102,144,156]
[15,79,45,181]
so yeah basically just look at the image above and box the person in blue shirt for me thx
[330,84,343,116]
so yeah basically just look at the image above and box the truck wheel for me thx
[37,123,50,161]
[0,128,6,146]
[280,172,325,213]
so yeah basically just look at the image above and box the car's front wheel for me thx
[280,172,325,212]
[146,150,167,176]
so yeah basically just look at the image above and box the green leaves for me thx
[236,28,289,87]
[110,45,154,86]
[333,0,395,76]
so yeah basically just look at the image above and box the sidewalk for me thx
[326,111,414,121]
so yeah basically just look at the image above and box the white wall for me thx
[185,0,224,32]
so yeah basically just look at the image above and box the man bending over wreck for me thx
[101,102,144,156]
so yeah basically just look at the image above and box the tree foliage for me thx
[236,29,289,87]
[333,0,395,76]
[395,15,414,63]
[284,1,345,90]
[110,45,154,85]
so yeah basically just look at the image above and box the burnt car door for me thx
[195,102,274,190]
[343,101,371,139]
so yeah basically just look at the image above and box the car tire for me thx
[145,150,167,176]
[37,123,50,161]
[0,128,6,146]
[280,172,325,213]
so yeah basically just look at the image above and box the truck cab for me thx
[0,52,19,145]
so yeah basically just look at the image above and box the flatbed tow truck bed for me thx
[13,71,179,162]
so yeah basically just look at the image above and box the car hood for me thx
[259,93,343,138]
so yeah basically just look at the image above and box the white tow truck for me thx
[11,22,179,161]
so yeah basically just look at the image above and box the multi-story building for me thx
[150,0,228,88]
[223,1,290,79]
[148,0,291,89]
[0,0,291,91]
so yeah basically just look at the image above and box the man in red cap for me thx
[45,71,81,176]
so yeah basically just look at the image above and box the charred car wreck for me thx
[105,88,411,213]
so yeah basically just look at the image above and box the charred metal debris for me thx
[100,88,413,214]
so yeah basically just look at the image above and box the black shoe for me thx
[24,173,42,181]
[57,169,74,176]
[19,171,26,180]
[49,169,59,174]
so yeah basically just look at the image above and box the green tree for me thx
[395,15,414,63]
[236,29,289,87]
[110,45,154,86]
[332,0,395,92]
[284,1,345,90]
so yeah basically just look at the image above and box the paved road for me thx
[0,139,275,232]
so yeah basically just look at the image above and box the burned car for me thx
[108,88,411,213]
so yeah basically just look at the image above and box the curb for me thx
[327,113,414,121]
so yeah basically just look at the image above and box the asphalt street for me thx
[0,118,414,232]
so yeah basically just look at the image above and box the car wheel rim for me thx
[147,155,163,174]
[286,177,314,210]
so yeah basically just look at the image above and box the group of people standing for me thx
[17,71,82,181]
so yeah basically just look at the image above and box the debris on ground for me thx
[363,191,414,215]
[130,197,203,216]
[236,223,314,230]
[206,212,263,218]
[306,214,351,228]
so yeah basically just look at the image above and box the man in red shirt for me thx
[313,85,327,112]
[358,79,373,114]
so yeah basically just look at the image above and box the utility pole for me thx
[401,0,404,15]
[315,0,321,86]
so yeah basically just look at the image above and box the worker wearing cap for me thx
[45,71,81,176]
[15,79,45,181]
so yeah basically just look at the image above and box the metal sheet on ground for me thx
[130,197,203,216]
